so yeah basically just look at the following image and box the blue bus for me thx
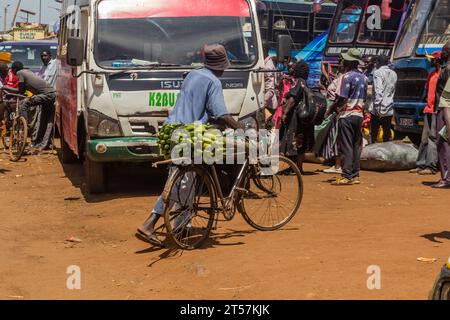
[392,0,450,145]
[259,0,336,87]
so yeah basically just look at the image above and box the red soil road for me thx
[0,145,449,300]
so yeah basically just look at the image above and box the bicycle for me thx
[154,144,303,250]
[0,92,29,162]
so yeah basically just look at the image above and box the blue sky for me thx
[1,0,61,32]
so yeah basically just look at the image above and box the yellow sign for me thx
[13,28,46,41]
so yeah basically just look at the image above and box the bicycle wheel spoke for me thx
[164,167,215,249]
[240,156,303,231]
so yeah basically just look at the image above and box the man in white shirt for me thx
[369,55,397,143]
[38,51,58,87]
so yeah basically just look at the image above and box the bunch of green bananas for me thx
[158,123,226,160]
[157,123,182,159]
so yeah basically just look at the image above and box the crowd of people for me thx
[264,41,450,188]
[0,50,57,155]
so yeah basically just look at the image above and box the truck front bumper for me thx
[87,137,163,162]
[393,102,425,135]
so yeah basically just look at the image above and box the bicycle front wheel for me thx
[240,155,303,231]
[9,116,28,162]
[163,166,217,250]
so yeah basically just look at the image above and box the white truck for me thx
[56,0,282,193]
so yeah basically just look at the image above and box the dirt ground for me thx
[1,142,449,300]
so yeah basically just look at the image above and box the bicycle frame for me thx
[209,160,249,213]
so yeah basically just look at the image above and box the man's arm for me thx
[281,96,296,123]
[373,70,383,109]
[325,96,347,118]
[444,108,450,131]
[206,81,244,130]
[218,114,244,130]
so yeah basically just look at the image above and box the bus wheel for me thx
[84,158,107,194]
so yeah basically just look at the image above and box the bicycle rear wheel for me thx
[163,166,217,250]
[9,116,28,162]
[239,155,303,231]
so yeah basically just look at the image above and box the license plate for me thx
[399,117,414,127]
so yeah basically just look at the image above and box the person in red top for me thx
[410,51,441,175]
[3,68,19,88]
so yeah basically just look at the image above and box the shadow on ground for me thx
[59,149,168,203]
[136,227,299,266]
[421,231,450,243]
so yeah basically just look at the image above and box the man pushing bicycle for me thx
[136,44,243,246]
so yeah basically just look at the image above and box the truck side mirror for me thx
[67,37,84,67]
[276,35,292,62]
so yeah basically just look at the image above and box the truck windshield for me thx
[0,43,57,71]
[416,0,450,55]
[95,0,257,69]
[393,0,435,59]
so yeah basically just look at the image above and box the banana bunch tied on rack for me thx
[158,123,226,160]
[157,123,182,159]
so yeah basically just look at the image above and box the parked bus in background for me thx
[57,0,269,193]
[259,0,336,87]
[0,40,58,73]
[392,0,450,145]
[322,0,409,85]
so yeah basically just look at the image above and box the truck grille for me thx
[130,121,157,135]
[394,68,428,102]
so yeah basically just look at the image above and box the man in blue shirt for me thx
[136,44,242,246]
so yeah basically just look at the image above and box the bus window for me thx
[329,0,363,43]
[358,0,406,44]
[393,0,434,59]
[418,0,450,53]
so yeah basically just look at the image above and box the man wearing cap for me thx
[326,48,368,185]
[410,51,441,175]
[136,44,243,245]
[432,41,450,189]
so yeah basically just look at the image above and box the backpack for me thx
[295,81,327,126]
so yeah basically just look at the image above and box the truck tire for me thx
[60,118,79,164]
[408,133,422,147]
[84,158,107,193]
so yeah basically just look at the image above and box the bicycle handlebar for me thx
[2,92,29,99]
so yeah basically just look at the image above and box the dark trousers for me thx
[20,92,56,149]
[370,114,392,143]
[416,113,437,171]
[436,110,450,183]
[338,116,363,180]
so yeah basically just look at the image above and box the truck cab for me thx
[57,0,266,193]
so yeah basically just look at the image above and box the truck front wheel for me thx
[84,158,107,194]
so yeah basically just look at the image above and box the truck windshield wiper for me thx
[73,63,183,78]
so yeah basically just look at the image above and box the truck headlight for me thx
[88,109,122,138]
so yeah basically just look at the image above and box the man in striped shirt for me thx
[326,48,368,185]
